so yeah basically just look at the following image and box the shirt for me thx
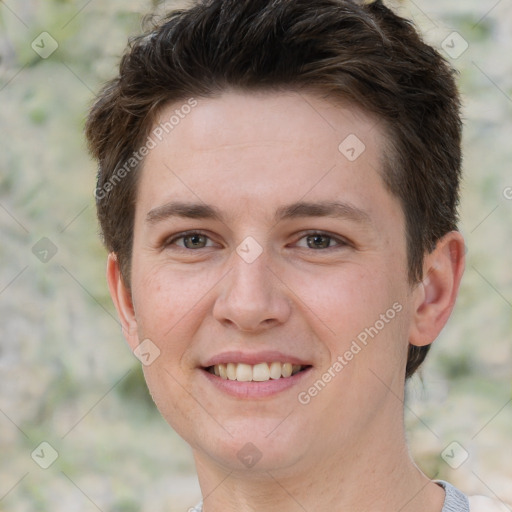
[437,480,469,511]
[437,480,510,511]
[192,480,507,511]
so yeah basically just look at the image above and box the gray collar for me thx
[192,480,469,512]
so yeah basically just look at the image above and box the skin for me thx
[107,90,465,512]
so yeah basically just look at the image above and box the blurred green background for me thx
[0,0,510,510]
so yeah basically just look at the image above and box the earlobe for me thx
[106,253,139,350]
[409,231,465,348]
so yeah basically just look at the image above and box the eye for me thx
[164,231,215,249]
[295,232,347,250]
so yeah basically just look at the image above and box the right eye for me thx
[164,231,215,250]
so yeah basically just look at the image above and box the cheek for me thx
[131,263,212,433]
[141,362,202,442]
[288,261,403,334]
[288,259,410,384]
[131,261,214,343]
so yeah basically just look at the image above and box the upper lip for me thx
[202,350,312,368]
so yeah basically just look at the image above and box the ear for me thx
[106,253,139,351]
[409,231,465,347]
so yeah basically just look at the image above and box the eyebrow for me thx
[145,200,372,226]
[275,201,371,225]
[146,202,223,224]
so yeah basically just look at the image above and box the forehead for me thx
[136,90,398,226]
[151,90,382,156]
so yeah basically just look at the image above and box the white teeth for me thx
[227,362,237,380]
[209,361,306,382]
[236,363,253,382]
[269,361,282,379]
[281,362,292,378]
[252,362,270,381]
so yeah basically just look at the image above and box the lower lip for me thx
[200,367,312,399]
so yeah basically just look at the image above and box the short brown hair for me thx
[85,0,462,378]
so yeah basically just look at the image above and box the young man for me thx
[85,1,506,510]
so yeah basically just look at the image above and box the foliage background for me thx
[0,0,511,510]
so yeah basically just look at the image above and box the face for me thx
[112,91,425,473]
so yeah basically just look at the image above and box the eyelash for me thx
[163,230,349,251]
[163,230,216,249]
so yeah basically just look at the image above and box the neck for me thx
[193,411,445,512]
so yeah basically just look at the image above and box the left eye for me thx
[167,232,215,249]
[296,233,345,249]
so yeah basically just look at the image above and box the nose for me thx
[212,249,291,332]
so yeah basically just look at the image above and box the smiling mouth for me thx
[204,362,310,382]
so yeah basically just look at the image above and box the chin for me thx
[208,436,304,474]
[181,414,308,473]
